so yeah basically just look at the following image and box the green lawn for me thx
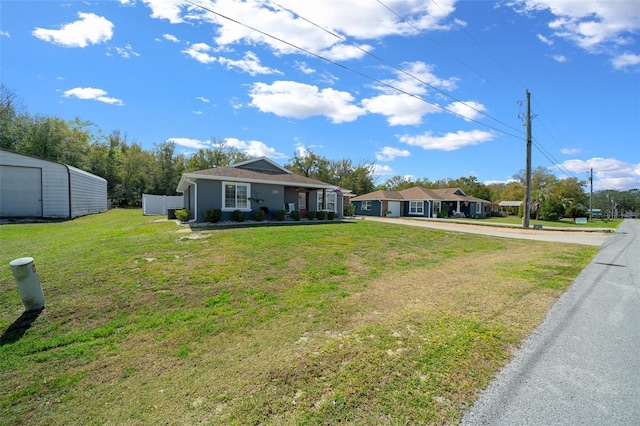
[0,209,598,425]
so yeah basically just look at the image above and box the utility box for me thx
[9,257,45,311]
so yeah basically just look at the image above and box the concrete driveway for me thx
[361,216,611,246]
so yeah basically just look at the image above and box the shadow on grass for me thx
[0,308,44,346]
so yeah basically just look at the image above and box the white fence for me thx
[142,194,184,215]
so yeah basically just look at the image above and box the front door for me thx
[297,191,307,216]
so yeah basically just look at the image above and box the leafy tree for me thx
[151,141,185,196]
[185,138,250,171]
[538,197,565,221]
[0,85,25,151]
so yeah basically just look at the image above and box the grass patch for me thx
[0,209,597,424]
[470,216,621,229]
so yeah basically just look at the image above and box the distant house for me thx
[176,157,344,222]
[0,149,108,219]
[498,200,523,216]
[351,187,490,219]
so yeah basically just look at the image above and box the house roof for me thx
[350,189,403,201]
[176,157,335,192]
[498,200,523,207]
[351,186,490,203]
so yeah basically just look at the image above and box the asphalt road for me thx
[461,219,640,425]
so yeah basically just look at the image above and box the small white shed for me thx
[0,149,108,219]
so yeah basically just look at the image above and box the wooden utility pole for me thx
[589,168,593,221]
[523,90,532,229]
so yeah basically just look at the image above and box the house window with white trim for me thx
[361,201,371,211]
[409,201,424,215]
[224,182,250,210]
[476,202,482,215]
[317,191,337,212]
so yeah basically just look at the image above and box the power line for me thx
[266,0,524,137]
[185,0,525,140]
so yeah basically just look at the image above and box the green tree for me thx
[151,141,185,195]
[185,138,250,171]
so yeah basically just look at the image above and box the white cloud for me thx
[551,54,568,63]
[537,33,553,45]
[398,129,495,151]
[182,42,217,64]
[371,164,394,177]
[192,110,204,115]
[63,87,123,105]
[0,30,9,37]
[558,157,640,191]
[375,61,458,96]
[249,80,365,123]
[32,12,113,48]
[612,52,640,70]
[223,138,287,159]
[196,96,210,103]
[218,51,281,76]
[446,100,487,121]
[163,33,180,43]
[168,137,209,149]
[561,147,581,155]
[141,0,184,24]
[141,1,459,59]
[295,61,315,75]
[114,44,140,58]
[376,146,411,162]
[362,93,440,126]
[511,1,640,61]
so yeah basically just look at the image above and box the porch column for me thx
[456,201,460,214]
[322,189,326,210]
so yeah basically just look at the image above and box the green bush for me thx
[203,209,222,223]
[290,211,301,221]
[344,204,355,216]
[252,209,266,221]
[232,209,245,222]
[274,209,286,221]
[174,209,190,222]
[327,211,335,220]
[306,210,316,220]
[316,210,326,220]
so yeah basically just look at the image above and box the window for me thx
[317,191,337,212]
[361,201,371,211]
[223,182,250,210]
[409,201,424,215]
[476,202,482,215]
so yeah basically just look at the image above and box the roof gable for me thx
[232,157,291,174]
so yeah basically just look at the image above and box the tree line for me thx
[2,85,637,218]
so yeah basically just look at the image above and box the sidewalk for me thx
[461,219,640,425]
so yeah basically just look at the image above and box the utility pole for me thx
[523,90,532,229]
[589,168,593,221]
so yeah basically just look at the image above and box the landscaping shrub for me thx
[203,209,222,223]
[290,210,301,221]
[252,209,266,221]
[327,211,335,220]
[232,209,245,222]
[316,210,326,220]
[306,210,316,220]
[344,204,355,216]
[174,209,190,222]
[274,209,286,221]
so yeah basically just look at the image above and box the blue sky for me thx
[1,0,639,191]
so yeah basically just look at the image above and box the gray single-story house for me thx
[176,157,345,222]
[351,187,490,219]
[0,149,108,219]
